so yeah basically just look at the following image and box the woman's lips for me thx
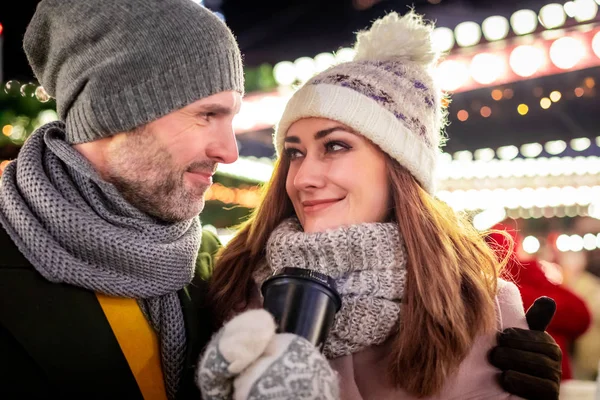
[302,198,344,213]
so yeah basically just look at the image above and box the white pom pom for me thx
[353,11,438,66]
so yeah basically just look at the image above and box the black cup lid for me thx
[262,267,341,311]
[274,267,336,289]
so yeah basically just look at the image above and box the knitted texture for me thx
[256,218,407,359]
[274,11,445,193]
[0,122,201,399]
[24,0,244,144]
[197,310,339,400]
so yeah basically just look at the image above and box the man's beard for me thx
[109,165,203,223]
[105,132,215,223]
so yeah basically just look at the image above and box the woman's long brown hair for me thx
[208,153,503,397]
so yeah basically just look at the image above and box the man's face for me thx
[104,91,241,222]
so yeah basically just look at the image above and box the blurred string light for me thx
[474,148,495,161]
[572,0,598,22]
[233,93,291,132]
[550,37,586,69]
[0,109,58,144]
[293,57,317,82]
[480,106,492,118]
[583,233,598,250]
[432,27,455,52]
[453,150,473,161]
[427,4,593,52]
[545,140,567,155]
[435,60,470,91]
[2,125,12,136]
[482,16,510,41]
[436,186,600,212]
[517,104,529,115]
[510,9,538,35]
[555,233,600,252]
[521,142,544,157]
[270,26,600,92]
[35,110,59,129]
[564,1,578,17]
[273,61,296,86]
[438,155,600,180]
[539,3,567,29]
[509,45,546,77]
[473,208,507,231]
[571,137,591,151]
[34,86,51,103]
[273,50,349,87]
[540,97,552,109]
[335,48,355,63]
[585,77,596,88]
[589,202,600,219]
[550,90,562,102]
[455,21,482,47]
[205,183,261,208]
[522,236,541,254]
[3,80,52,103]
[216,157,274,182]
[497,145,519,160]
[470,53,506,84]
[314,52,336,72]
[592,31,600,58]
[20,83,36,98]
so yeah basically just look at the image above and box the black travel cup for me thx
[261,267,342,351]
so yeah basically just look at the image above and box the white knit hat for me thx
[274,11,447,193]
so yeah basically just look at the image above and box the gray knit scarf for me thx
[0,122,201,399]
[256,218,407,359]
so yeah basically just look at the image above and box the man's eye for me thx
[199,112,216,121]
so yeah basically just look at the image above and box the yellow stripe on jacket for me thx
[96,293,168,400]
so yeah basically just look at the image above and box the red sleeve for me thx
[509,261,591,339]
[538,283,591,338]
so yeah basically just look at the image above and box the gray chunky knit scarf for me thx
[256,218,407,359]
[0,122,201,399]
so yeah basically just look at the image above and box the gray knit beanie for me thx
[24,0,244,144]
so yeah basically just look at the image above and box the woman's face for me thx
[284,117,390,233]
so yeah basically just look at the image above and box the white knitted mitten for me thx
[197,309,339,400]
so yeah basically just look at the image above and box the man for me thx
[0,0,562,399]
[0,0,242,398]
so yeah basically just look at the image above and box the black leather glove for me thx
[489,297,562,400]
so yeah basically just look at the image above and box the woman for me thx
[197,11,561,400]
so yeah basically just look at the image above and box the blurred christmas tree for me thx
[0,80,57,167]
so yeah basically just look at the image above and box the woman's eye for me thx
[325,141,350,153]
[284,148,303,159]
